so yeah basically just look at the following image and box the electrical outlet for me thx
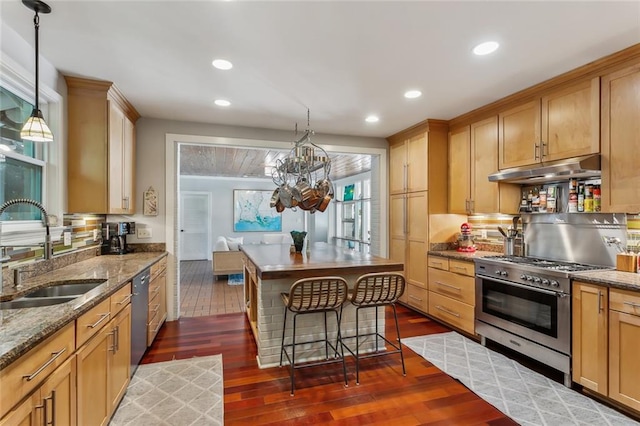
[481,230,487,239]
[63,231,71,246]
[137,228,152,239]
[93,229,99,241]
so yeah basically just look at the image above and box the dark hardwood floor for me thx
[142,305,517,425]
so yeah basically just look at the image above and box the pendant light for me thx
[20,0,53,142]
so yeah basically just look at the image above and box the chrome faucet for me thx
[0,198,52,290]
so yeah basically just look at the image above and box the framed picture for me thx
[233,189,282,232]
[343,184,355,201]
[143,187,158,216]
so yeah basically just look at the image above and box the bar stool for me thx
[343,272,406,384]
[279,276,349,395]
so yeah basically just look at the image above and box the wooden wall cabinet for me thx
[449,117,520,214]
[389,132,429,195]
[65,76,140,214]
[148,257,168,346]
[498,78,599,170]
[601,63,640,213]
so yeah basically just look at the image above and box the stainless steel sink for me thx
[23,281,106,298]
[0,296,77,309]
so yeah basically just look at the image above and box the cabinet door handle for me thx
[44,390,56,426]
[541,141,547,158]
[87,312,110,329]
[451,266,467,273]
[22,348,66,381]
[470,199,475,213]
[404,164,408,191]
[623,301,640,309]
[403,196,407,236]
[117,294,132,305]
[408,295,423,302]
[598,290,603,313]
[435,281,462,291]
[435,305,461,318]
[534,143,540,160]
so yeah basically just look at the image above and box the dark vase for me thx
[290,230,307,253]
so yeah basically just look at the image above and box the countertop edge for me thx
[0,252,168,370]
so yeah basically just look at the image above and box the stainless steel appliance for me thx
[101,222,136,255]
[131,268,150,375]
[475,213,626,387]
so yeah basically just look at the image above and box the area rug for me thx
[109,354,223,426]
[404,332,639,426]
[227,273,244,285]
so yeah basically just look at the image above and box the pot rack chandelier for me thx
[270,110,333,214]
[20,0,54,142]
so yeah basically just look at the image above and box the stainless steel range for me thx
[475,213,626,387]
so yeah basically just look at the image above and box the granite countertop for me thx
[569,269,640,292]
[0,252,167,370]
[428,250,499,262]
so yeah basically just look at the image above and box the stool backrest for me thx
[351,272,406,306]
[286,276,348,312]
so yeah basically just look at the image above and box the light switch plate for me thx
[64,231,71,246]
[137,228,152,239]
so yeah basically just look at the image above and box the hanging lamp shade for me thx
[21,0,53,142]
[21,109,53,142]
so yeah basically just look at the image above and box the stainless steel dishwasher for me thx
[131,268,150,375]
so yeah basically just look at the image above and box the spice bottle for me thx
[538,189,547,212]
[577,184,585,212]
[568,183,578,213]
[584,184,594,212]
[594,185,601,212]
[531,187,540,212]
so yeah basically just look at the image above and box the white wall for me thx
[180,175,304,248]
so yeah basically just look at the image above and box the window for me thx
[335,178,371,253]
[0,86,45,220]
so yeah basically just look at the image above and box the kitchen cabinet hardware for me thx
[598,290,603,313]
[22,348,66,382]
[409,295,423,302]
[87,312,110,329]
[623,301,640,309]
[435,281,462,291]
[116,294,132,305]
[435,305,461,318]
[43,390,55,426]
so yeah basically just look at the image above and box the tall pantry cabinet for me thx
[387,120,450,311]
[65,76,140,214]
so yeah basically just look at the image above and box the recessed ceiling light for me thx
[212,59,233,70]
[214,99,231,107]
[473,41,499,56]
[404,90,422,99]
[365,115,379,123]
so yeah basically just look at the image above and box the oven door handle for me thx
[479,275,567,298]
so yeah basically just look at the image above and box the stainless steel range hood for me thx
[488,154,600,184]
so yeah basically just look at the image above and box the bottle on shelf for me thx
[594,185,601,212]
[577,184,585,212]
[538,188,547,212]
[584,184,594,212]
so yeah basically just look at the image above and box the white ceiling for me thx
[1,1,639,139]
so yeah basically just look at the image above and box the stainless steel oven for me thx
[475,256,609,387]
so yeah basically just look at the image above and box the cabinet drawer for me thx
[427,256,449,271]
[406,284,428,313]
[448,259,475,277]
[428,292,475,335]
[0,323,75,419]
[147,314,161,346]
[148,294,161,323]
[110,282,132,316]
[76,298,111,347]
[428,268,475,305]
[150,257,167,280]
[610,288,640,316]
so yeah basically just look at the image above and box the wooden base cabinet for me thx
[572,281,608,395]
[427,256,475,335]
[573,282,640,413]
[0,356,76,426]
[148,257,168,346]
[609,288,640,411]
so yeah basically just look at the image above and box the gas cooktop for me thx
[479,255,612,273]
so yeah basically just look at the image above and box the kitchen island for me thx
[240,243,403,368]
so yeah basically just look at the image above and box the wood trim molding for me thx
[64,75,140,123]
[386,118,449,145]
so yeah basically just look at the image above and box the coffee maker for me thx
[101,222,135,255]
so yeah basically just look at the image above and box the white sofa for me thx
[212,236,244,279]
